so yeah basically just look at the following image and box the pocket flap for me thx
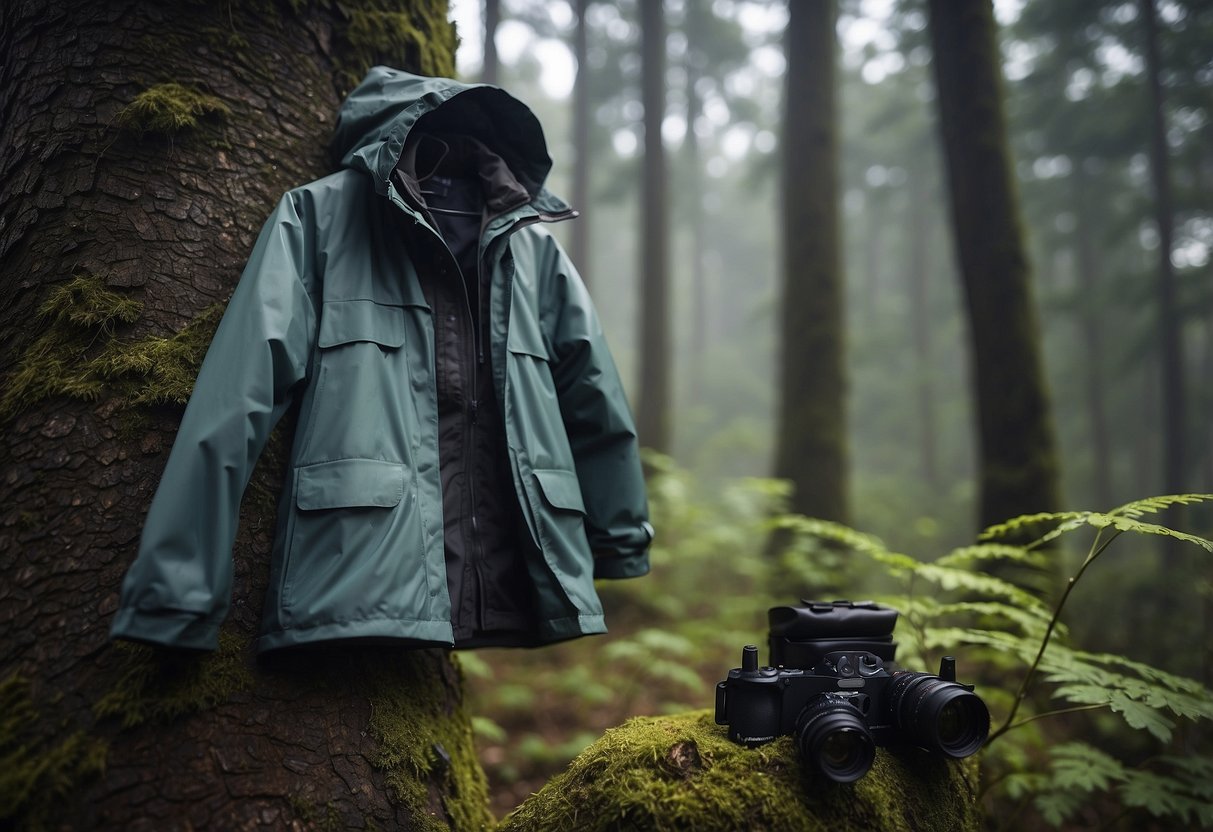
[506,305,549,360]
[296,458,405,510]
[533,468,586,513]
[318,299,406,348]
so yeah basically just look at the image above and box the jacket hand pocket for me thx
[283,458,410,618]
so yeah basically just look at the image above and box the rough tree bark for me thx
[927,0,1061,530]
[0,2,491,830]
[773,0,849,524]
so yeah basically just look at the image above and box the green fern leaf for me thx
[1109,692,1175,742]
[1049,742,1125,792]
[935,543,1049,570]
[1119,769,1205,824]
[978,511,1087,542]
[1080,513,1213,551]
[1107,493,1213,519]
[1034,790,1086,827]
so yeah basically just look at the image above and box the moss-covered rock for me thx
[497,711,980,832]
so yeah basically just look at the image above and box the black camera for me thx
[714,600,990,783]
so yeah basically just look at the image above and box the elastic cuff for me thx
[109,607,221,651]
[593,552,651,579]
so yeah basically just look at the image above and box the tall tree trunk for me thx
[0,3,491,830]
[684,2,707,405]
[570,0,591,284]
[773,0,848,524]
[927,0,1061,530]
[907,169,939,492]
[1073,162,1113,508]
[636,0,671,455]
[1139,0,1186,506]
[482,0,501,86]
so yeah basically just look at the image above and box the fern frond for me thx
[913,563,1049,613]
[1080,513,1213,551]
[978,511,1087,542]
[1107,493,1213,519]
[935,543,1050,570]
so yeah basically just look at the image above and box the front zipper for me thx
[389,182,576,634]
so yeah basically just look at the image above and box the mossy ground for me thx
[497,710,980,832]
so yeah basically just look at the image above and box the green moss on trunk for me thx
[0,676,107,832]
[116,82,231,134]
[365,651,493,831]
[498,711,980,832]
[0,275,221,420]
[93,630,254,729]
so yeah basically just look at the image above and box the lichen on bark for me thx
[498,710,980,832]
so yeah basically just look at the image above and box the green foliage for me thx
[778,492,1213,829]
[116,82,231,134]
[0,275,221,420]
[0,675,107,832]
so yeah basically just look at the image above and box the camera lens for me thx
[795,696,876,783]
[888,672,990,758]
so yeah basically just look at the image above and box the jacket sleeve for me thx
[109,192,318,650]
[542,236,653,579]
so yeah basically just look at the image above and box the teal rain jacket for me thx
[110,67,652,653]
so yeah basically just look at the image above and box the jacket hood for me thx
[331,66,556,204]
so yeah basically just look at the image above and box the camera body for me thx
[714,600,989,783]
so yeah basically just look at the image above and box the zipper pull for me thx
[469,399,479,424]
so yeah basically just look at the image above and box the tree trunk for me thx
[1073,162,1113,509]
[0,2,490,830]
[907,169,939,493]
[927,0,1061,530]
[482,0,501,86]
[1139,0,1186,517]
[773,0,848,524]
[683,1,707,406]
[636,0,671,455]
[570,0,591,285]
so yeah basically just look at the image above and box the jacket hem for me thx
[539,613,605,641]
[109,607,221,651]
[255,617,455,653]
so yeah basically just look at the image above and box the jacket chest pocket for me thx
[318,299,407,350]
[301,299,411,462]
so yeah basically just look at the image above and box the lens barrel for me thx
[888,672,990,758]
[795,696,876,783]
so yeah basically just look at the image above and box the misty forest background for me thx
[1,0,1212,829]
[455,0,1213,825]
